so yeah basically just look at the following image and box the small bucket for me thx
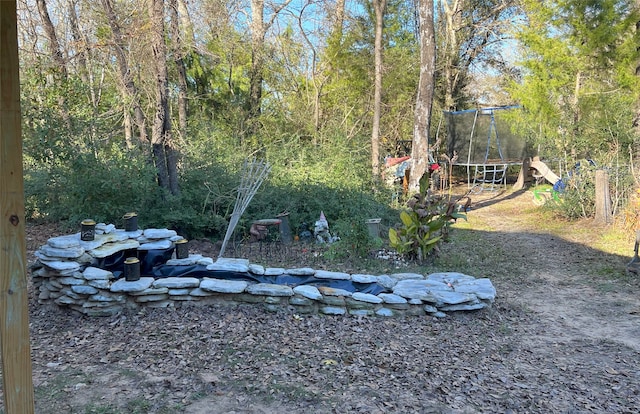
[277,212,293,244]
[365,218,382,239]
[175,239,189,259]
[80,219,96,241]
[124,257,140,281]
[123,212,138,232]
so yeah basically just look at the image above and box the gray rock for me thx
[138,240,173,250]
[393,279,446,300]
[314,270,350,280]
[246,283,293,297]
[83,267,114,280]
[189,288,215,297]
[264,267,285,276]
[317,286,352,297]
[80,232,130,250]
[376,275,397,290]
[61,288,86,300]
[293,285,322,300]
[427,272,475,284]
[454,278,496,302]
[129,287,169,296]
[287,267,315,276]
[168,288,191,296]
[439,302,487,312]
[249,264,265,275]
[119,229,143,238]
[200,278,248,294]
[423,304,438,313]
[41,261,81,272]
[76,253,95,265]
[31,267,49,278]
[70,271,85,279]
[59,268,81,276]
[378,293,407,304]
[47,234,81,249]
[166,255,203,266]
[375,308,395,317]
[89,293,125,303]
[264,296,282,304]
[351,274,378,284]
[58,276,86,286]
[34,251,59,262]
[320,306,346,315]
[143,229,178,239]
[352,292,383,304]
[89,239,140,259]
[289,296,313,306]
[171,295,198,301]
[348,309,374,316]
[321,295,345,306]
[197,257,214,266]
[71,285,98,295]
[135,294,170,303]
[390,272,424,281]
[429,290,478,306]
[96,223,116,234]
[345,298,376,310]
[152,277,200,289]
[40,245,85,259]
[88,280,111,290]
[55,295,81,305]
[45,279,63,290]
[207,258,250,273]
[110,277,154,293]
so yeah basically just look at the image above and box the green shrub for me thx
[389,175,468,263]
[24,146,159,227]
[324,218,383,260]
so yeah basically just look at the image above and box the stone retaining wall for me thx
[32,224,496,317]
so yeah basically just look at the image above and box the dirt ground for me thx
[9,188,640,413]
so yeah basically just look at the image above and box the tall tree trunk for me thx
[441,0,460,111]
[101,0,148,148]
[169,0,188,142]
[69,0,102,142]
[36,0,72,129]
[371,0,387,179]
[249,0,266,125]
[247,0,292,135]
[68,0,87,84]
[633,0,640,158]
[149,0,179,195]
[36,0,67,79]
[177,0,195,45]
[409,0,436,192]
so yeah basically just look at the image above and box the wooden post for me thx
[594,169,613,224]
[0,2,36,413]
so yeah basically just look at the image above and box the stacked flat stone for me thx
[32,226,497,317]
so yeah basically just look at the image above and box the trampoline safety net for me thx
[445,106,529,190]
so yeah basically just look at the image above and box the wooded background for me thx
[18,0,640,238]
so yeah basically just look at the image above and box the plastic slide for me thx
[529,158,561,186]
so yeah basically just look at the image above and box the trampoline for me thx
[445,106,529,191]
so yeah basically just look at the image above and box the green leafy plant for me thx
[389,173,469,262]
